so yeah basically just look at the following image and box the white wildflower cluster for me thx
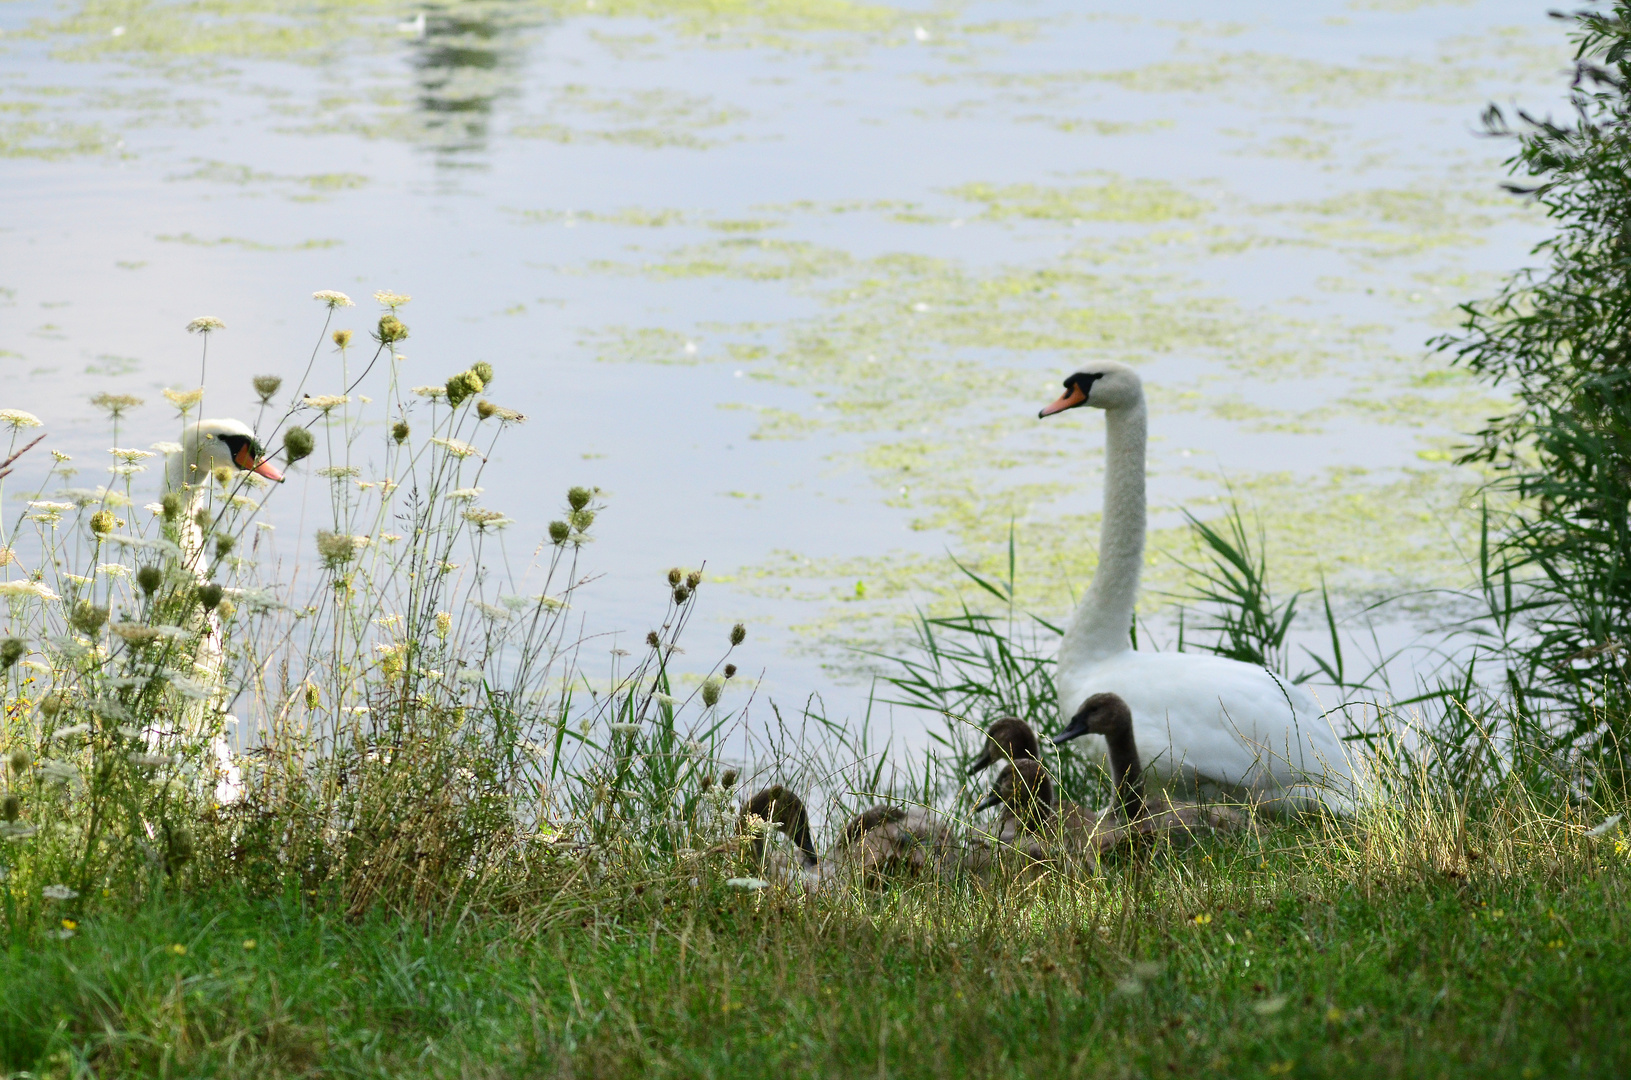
[185,317,225,334]
[313,290,355,308]
[302,394,350,413]
[0,409,42,430]
[315,531,370,565]
[411,385,447,399]
[431,437,480,459]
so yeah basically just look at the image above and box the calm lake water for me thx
[0,0,1570,748]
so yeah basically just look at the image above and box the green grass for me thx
[4,821,1627,1078]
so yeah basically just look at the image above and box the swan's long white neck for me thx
[1059,395,1146,669]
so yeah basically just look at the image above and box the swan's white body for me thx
[159,418,274,807]
[1045,361,1361,813]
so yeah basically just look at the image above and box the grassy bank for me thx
[3,815,1626,1079]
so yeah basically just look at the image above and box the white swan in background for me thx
[1037,361,1362,813]
[160,419,284,806]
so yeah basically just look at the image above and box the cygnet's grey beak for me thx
[1051,728,1084,746]
[966,750,993,776]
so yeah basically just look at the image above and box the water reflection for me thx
[406,2,541,156]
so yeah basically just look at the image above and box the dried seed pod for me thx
[672,585,690,605]
[548,520,571,545]
[721,768,738,790]
[333,329,354,348]
[9,747,32,774]
[215,534,235,559]
[701,678,723,708]
[685,570,702,590]
[0,638,24,668]
[472,361,494,386]
[197,583,225,612]
[392,420,410,444]
[568,486,592,512]
[646,631,661,649]
[1,793,18,822]
[724,663,737,679]
[252,374,283,403]
[89,510,117,537]
[730,623,746,647]
[667,567,683,586]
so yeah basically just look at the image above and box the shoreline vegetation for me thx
[5,6,1631,1078]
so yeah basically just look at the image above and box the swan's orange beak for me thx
[1038,384,1087,418]
[234,443,285,483]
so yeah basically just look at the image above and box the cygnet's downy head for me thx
[739,784,818,870]
[967,716,1043,776]
[1051,692,1134,746]
[1037,360,1142,418]
[973,759,1056,830]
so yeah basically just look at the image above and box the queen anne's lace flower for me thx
[373,290,411,309]
[0,580,58,601]
[411,385,447,399]
[312,290,355,308]
[162,388,204,412]
[41,884,78,900]
[431,437,480,459]
[0,410,42,429]
[302,394,349,413]
[185,316,225,334]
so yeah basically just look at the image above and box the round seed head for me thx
[567,486,592,512]
[161,491,184,521]
[333,329,353,349]
[1,793,18,822]
[646,631,661,649]
[569,508,595,533]
[672,585,690,605]
[701,678,722,708]
[38,696,61,720]
[215,534,235,559]
[198,583,225,612]
[136,565,163,595]
[71,602,108,636]
[392,420,410,444]
[0,638,24,668]
[217,598,235,622]
[724,663,737,679]
[476,400,496,420]
[445,371,481,407]
[685,570,702,590]
[9,747,32,774]
[252,374,283,403]
[721,768,738,790]
[283,426,315,464]
[375,315,408,345]
[472,361,494,386]
[667,567,683,586]
[548,520,571,545]
[730,623,746,647]
[194,508,213,532]
[700,774,714,793]
[89,510,117,537]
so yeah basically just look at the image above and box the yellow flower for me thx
[168,943,186,956]
[243,939,256,950]
[1192,913,1211,926]
[61,919,77,931]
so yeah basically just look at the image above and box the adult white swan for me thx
[1037,361,1361,813]
[161,418,285,806]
